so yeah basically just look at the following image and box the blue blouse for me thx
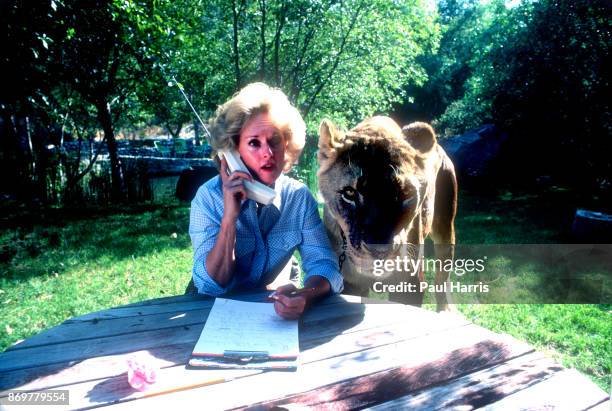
[189,174,343,296]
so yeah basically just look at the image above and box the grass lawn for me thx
[0,187,610,390]
[1,205,192,351]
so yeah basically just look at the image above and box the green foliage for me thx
[432,93,491,137]
[402,0,483,123]
[487,0,611,188]
[416,0,610,190]
[3,0,610,202]
[415,0,512,132]
[2,0,441,203]
[141,0,440,130]
[1,0,167,200]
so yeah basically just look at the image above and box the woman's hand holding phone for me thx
[219,157,252,224]
[219,150,276,205]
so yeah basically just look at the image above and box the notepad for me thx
[189,298,299,370]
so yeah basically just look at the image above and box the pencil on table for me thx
[141,377,230,398]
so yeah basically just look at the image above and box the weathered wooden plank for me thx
[8,308,211,351]
[476,369,609,411]
[0,344,189,393]
[0,319,470,409]
[227,331,535,411]
[64,291,347,323]
[100,325,533,411]
[63,300,215,323]
[301,315,470,365]
[366,352,562,410]
[116,293,208,307]
[3,295,210,353]
[305,298,433,323]
[0,303,347,372]
[0,324,205,374]
[301,305,470,358]
[117,291,357,310]
[0,304,466,392]
[7,323,491,410]
[303,301,472,349]
[83,289,304,322]
[5,365,262,410]
[114,289,290,308]
[0,298,421,374]
[7,293,360,352]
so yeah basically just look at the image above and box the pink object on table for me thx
[126,355,158,391]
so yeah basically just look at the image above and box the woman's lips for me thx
[260,163,275,172]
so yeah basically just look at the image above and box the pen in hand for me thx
[268,287,316,301]
[269,287,317,319]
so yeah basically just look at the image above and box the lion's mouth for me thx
[362,242,395,257]
[346,242,397,263]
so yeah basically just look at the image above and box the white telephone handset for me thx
[218,149,276,205]
[169,75,276,205]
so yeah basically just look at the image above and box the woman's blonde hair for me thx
[208,82,306,172]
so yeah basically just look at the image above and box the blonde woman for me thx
[189,83,343,319]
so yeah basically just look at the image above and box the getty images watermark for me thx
[371,255,489,294]
[358,244,611,304]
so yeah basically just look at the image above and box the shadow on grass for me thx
[438,244,612,304]
[455,186,586,244]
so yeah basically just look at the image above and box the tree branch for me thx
[302,3,366,118]
[273,0,288,86]
[230,0,248,89]
[65,134,103,193]
[259,0,267,81]
[288,0,335,100]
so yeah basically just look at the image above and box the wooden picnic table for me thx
[0,291,608,410]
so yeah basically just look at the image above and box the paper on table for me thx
[192,298,299,360]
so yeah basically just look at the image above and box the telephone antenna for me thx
[171,75,213,142]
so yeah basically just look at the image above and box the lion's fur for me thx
[317,116,457,310]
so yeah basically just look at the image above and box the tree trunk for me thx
[95,99,124,201]
[231,0,245,89]
[29,120,51,203]
[0,109,33,200]
[189,92,201,146]
[193,117,201,146]
[259,0,266,81]
[13,114,35,201]
[166,123,181,139]
[273,0,287,86]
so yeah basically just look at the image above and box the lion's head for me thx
[317,116,437,267]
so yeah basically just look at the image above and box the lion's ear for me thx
[318,119,345,164]
[402,122,437,154]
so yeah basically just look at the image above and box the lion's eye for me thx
[340,187,357,207]
[402,196,416,209]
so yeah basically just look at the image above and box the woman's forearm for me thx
[205,217,238,287]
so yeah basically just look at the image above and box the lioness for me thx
[317,116,457,311]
